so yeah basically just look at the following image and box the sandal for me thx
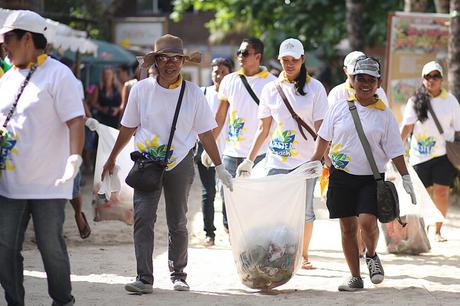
[435,234,447,242]
[76,212,91,239]
[301,259,315,270]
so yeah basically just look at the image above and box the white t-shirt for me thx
[318,98,404,175]
[258,77,328,170]
[402,90,460,166]
[218,69,277,157]
[202,85,226,153]
[328,80,388,107]
[0,57,84,199]
[121,76,216,170]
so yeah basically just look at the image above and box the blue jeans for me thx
[0,196,74,306]
[267,168,317,223]
[196,158,217,238]
[221,154,265,229]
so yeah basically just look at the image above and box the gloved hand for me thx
[236,159,254,177]
[402,174,417,205]
[99,165,121,200]
[201,151,214,168]
[55,154,82,186]
[85,117,99,132]
[216,164,233,191]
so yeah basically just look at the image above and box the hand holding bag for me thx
[125,80,186,192]
[347,100,405,226]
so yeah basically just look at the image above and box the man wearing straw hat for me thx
[102,34,233,293]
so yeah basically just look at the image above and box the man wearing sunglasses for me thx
[201,37,276,232]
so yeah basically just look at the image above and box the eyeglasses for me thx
[156,55,184,63]
[424,73,442,80]
[354,75,378,84]
[236,49,257,57]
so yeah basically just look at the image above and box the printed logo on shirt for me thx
[414,133,437,156]
[136,135,176,168]
[330,143,350,171]
[226,111,246,146]
[0,130,18,173]
[269,126,298,162]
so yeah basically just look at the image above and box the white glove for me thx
[55,154,82,186]
[85,117,99,132]
[201,151,214,168]
[236,159,254,177]
[216,164,233,191]
[402,174,417,205]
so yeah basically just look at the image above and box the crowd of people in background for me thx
[0,9,459,306]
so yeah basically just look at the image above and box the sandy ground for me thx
[12,171,460,306]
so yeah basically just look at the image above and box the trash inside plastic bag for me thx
[89,119,134,225]
[381,215,431,255]
[224,161,322,290]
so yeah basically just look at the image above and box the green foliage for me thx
[172,0,404,59]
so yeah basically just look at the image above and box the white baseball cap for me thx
[350,57,381,78]
[421,61,443,77]
[278,38,304,59]
[0,10,47,43]
[344,51,365,74]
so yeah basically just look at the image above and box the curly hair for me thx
[412,85,431,123]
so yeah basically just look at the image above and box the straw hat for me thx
[141,34,201,68]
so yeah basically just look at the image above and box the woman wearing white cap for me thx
[310,56,416,291]
[401,61,460,242]
[236,38,329,270]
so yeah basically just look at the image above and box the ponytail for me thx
[294,64,307,96]
[412,85,430,123]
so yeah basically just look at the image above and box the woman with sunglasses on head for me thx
[401,61,460,242]
[195,57,233,246]
[236,38,329,270]
[309,57,416,291]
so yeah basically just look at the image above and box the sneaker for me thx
[173,279,190,291]
[338,276,364,292]
[435,234,447,242]
[203,236,215,247]
[125,280,153,294]
[366,253,384,284]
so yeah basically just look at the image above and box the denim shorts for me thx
[72,171,81,199]
[267,168,316,223]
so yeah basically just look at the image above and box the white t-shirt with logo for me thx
[328,80,388,107]
[402,90,460,166]
[318,99,404,175]
[218,70,277,158]
[0,57,84,199]
[258,77,328,170]
[121,76,217,170]
[202,85,226,153]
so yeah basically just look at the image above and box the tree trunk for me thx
[449,0,460,99]
[435,0,450,13]
[404,0,428,12]
[346,0,365,51]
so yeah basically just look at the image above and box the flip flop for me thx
[76,212,91,239]
[301,259,315,270]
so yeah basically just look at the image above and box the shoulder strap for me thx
[239,74,259,105]
[275,83,317,141]
[203,86,207,96]
[347,100,382,181]
[427,99,444,135]
[164,80,186,164]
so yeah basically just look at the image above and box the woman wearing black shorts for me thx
[401,61,460,242]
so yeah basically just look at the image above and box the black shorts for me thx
[413,155,457,188]
[326,167,383,219]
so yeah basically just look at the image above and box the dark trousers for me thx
[133,151,194,284]
[0,197,74,306]
[196,159,217,238]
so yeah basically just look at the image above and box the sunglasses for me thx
[156,55,184,63]
[236,49,257,57]
[424,73,442,80]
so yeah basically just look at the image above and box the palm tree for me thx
[345,0,364,51]
[404,0,428,12]
[449,0,460,99]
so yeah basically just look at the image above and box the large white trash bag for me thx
[224,161,322,290]
[89,119,134,225]
[381,164,443,254]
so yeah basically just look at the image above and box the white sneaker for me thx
[173,279,190,291]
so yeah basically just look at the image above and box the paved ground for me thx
[13,172,460,306]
